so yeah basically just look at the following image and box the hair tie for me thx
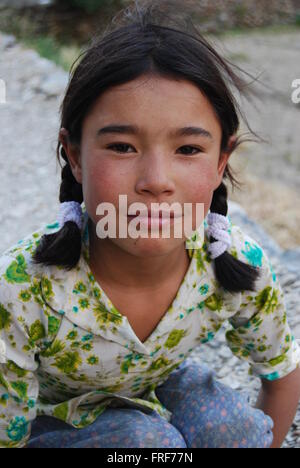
[206,212,231,260]
[57,201,83,230]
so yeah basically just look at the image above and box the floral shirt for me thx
[0,202,299,448]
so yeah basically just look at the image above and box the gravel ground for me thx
[0,29,299,448]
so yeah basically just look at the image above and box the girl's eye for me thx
[106,144,203,155]
[106,143,134,154]
[178,146,203,155]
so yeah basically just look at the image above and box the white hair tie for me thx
[57,201,83,230]
[206,212,231,260]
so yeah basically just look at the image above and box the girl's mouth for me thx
[127,211,181,228]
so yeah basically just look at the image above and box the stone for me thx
[0,33,16,50]
[38,71,68,97]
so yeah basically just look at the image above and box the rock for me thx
[0,33,16,50]
[280,248,300,274]
[280,273,298,287]
[38,70,69,97]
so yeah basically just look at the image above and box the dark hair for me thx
[33,0,264,293]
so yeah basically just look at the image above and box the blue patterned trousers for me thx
[26,358,274,448]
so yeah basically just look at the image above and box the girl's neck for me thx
[87,218,191,293]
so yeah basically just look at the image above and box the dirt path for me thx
[212,29,300,248]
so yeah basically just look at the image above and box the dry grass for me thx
[228,154,300,249]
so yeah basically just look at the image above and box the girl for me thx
[0,0,300,449]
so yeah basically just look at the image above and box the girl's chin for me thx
[112,237,187,255]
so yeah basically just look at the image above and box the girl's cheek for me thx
[187,169,216,196]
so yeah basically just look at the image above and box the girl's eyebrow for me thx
[97,124,213,140]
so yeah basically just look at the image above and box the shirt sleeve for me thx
[0,252,41,448]
[225,224,300,381]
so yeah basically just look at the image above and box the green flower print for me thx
[73,281,87,294]
[41,277,54,301]
[0,304,12,330]
[48,316,60,335]
[82,334,93,342]
[268,354,286,367]
[195,249,207,274]
[93,302,123,327]
[6,416,29,442]
[87,273,95,284]
[205,293,223,312]
[255,286,279,315]
[79,298,90,310]
[0,372,9,391]
[30,278,44,307]
[164,329,186,349]
[4,255,31,284]
[46,222,59,230]
[18,290,31,302]
[200,331,215,344]
[120,354,137,374]
[6,361,28,378]
[241,241,263,267]
[225,329,243,346]
[259,371,280,381]
[267,260,277,282]
[53,351,82,374]
[93,287,101,299]
[199,284,209,295]
[40,339,65,358]
[257,345,268,353]
[11,381,28,400]
[53,402,69,422]
[87,355,99,365]
[67,330,78,341]
[82,343,92,351]
[0,394,9,407]
[28,320,46,342]
[101,383,123,393]
[148,356,170,372]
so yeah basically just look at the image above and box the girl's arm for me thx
[224,225,300,448]
[255,366,300,448]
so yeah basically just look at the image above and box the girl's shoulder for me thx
[191,213,270,272]
[226,221,268,270]
[0,220,64,285]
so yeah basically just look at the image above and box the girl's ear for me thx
[216,134,237,183]
[59,128,82,184]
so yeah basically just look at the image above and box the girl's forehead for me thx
[96,75,207,102]
[85,76,221,133]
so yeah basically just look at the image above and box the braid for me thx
[59,149,83,203]
[208,182,261,293]
[32,147,84,271]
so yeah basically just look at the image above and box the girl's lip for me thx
[127,212,180,219]
[127,214,182,229]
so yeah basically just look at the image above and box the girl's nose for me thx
[135,152,175,197]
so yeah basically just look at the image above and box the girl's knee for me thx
[188,401,274,448]
[114,409,187,448]
[135,411,187,448]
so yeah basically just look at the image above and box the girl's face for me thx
[62,75,234,258]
